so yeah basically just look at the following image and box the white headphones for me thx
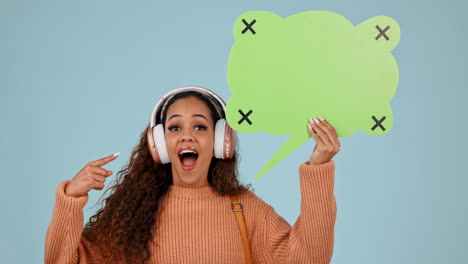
[147,86,237,164]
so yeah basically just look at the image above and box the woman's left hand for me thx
[307,116,341,165]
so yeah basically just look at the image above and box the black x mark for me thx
[241,19,256,35]
[371,115,386,131]
[375,25,390,41]
[238,109,253,125]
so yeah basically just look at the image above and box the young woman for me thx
[45,86,340,264]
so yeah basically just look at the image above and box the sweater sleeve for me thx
[44,180,102,264]
[251,160,337,264]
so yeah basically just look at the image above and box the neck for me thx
[171,167,209,188]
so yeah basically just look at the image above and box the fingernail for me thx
[309,118,313,124]
[113,152,120,157]
[308,123,312,130]
[318,116,325,121]
[313,118,320,123]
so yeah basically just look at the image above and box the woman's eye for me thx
[168,125,180,132]
[195,125,207,131]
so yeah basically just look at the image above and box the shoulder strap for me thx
[230,195,252,264]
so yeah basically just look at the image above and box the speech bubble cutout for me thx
[226,11,400,179]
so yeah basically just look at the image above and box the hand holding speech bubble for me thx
[225,10,401,179]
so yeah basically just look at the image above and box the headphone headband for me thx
[150,86,227,128]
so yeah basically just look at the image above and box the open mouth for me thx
[178,149,199,170]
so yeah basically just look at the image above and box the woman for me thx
[45,86,340,264]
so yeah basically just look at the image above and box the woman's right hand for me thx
[65,153,120,198]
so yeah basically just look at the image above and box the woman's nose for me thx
[179,129,194,142]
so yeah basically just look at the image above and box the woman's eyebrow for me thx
[168,114,208,121]
[192,114,208,120]
[168,114,181,121]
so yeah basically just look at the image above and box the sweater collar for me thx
[167,184,219,198]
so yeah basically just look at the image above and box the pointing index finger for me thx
[90,152,120,167]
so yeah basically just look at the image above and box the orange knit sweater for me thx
[45,160,336,264]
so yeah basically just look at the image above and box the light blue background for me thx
[1,0,467,263]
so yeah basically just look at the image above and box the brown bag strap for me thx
[230,195,252,264]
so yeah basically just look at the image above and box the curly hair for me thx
[82,91,250,263]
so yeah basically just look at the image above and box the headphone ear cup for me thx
[214,119,236,159]
[153,124,171,164]
[147,125,161,164]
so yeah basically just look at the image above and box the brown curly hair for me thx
[82,91,250,263]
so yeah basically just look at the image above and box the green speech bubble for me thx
[225,11,401,179]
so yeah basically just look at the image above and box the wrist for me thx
[64,183,81,198]
[308,159,328,166]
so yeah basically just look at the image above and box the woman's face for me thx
[164,96,215,188]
